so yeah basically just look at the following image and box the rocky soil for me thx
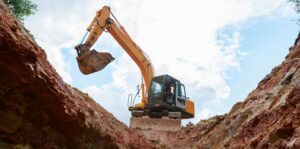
[1,0,300,148]
[0,1,154,148]
[154,34,300,148]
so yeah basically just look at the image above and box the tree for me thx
[290,0,300,24]
[290,0,300,13]
[3,0,37,22]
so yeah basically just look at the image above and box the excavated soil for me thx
[137,35,300,149]
[0,1,154,149]
[0,0,300,148]
[151,34,300,148]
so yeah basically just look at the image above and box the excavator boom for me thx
[75,6,155,108]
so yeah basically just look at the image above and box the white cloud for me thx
[82,84,132,124]
[103,0,291,124]
[82,54,143,125]
[199,108,211,119]
[24,0,294,125]
[24,0,111,83]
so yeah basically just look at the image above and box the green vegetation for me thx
[290,0,300,24]
[290,0,300,13]
[3,0,37,22]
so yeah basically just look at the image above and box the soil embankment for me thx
[156,34,300,148]
[0,1,153,148]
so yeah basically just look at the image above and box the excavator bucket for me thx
[76,49,115,75]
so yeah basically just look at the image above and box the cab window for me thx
[178,84,186,98]
[150,81,162,94]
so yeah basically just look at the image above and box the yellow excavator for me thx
[75,6,194,128]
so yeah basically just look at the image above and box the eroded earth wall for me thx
[159,34,300,149]
[0,1,154,148]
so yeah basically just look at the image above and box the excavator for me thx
[75,6,194,130]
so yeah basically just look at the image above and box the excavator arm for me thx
[75,6,155,108]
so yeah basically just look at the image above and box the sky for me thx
[24,0,298,125]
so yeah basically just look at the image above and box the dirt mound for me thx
[155,34,300,148]
[0,1,153,149]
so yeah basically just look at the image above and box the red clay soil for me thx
[153,34,300,148]
[0,1,154,149]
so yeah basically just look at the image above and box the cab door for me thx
[175,82,186,109]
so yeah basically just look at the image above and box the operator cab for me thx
[146,75,193,118]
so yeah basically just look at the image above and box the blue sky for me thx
[223,14,298,111]
[24,0,298,125]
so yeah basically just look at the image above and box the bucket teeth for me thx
[76,49,115,75]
